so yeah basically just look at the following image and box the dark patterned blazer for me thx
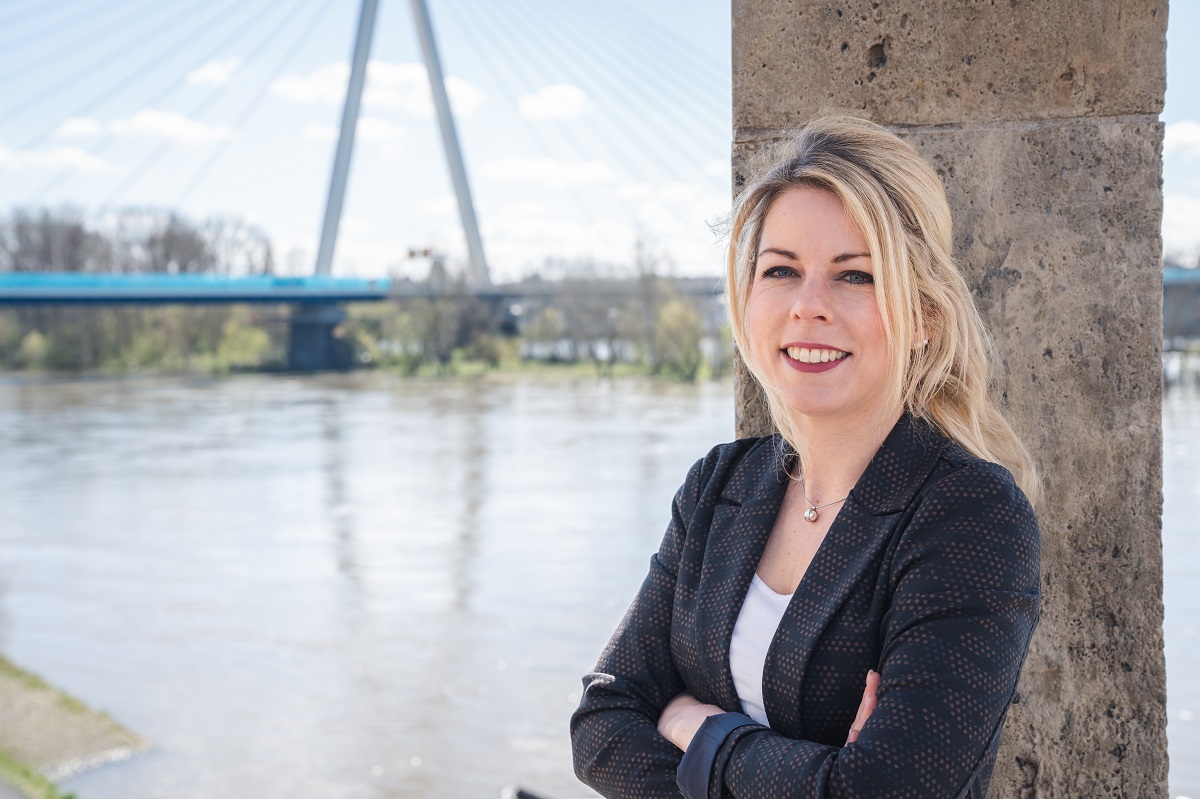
[570,413,1040,799]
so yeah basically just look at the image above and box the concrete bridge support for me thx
[287,304,351,371]
[731,2,1169,796]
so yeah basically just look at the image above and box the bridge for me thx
[0,272,393,305]
[2,0,498,368]
[0,0,730,370]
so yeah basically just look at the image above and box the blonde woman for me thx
[571,115,1041,799]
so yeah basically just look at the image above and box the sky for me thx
[0,0,1196,281]
[1163,1,1200,265]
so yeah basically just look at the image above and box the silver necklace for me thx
[799,475,849,523]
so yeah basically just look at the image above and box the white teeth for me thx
[785,347,848,364]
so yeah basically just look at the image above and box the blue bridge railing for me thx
[0,272,394,305]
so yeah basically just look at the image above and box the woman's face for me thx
[745,186,899,426]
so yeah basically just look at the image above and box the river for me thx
[0,374,1194,798]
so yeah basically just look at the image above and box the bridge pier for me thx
[287,304,352,372]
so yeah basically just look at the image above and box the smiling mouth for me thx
[784,346,849,364]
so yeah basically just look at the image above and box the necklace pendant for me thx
[803,507,819,523]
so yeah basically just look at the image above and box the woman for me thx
[570,115,1041,799]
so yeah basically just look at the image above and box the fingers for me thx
[845,669,880,745]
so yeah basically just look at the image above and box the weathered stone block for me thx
[730,117,1168,797]
[732,0,1168,130]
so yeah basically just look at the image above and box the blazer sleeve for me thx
[700,462,1041,799]
[569,455,707,799]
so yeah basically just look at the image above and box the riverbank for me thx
[0,655,147,799]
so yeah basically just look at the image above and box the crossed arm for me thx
[571,458,1040,799]
[656,670,880,752]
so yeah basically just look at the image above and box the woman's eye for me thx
[840,270,874,285]
[762,266,798,279]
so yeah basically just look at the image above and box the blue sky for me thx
[1163,1,1200,264]
[0,0,1195,279]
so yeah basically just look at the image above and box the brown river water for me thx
[0,373,1195,798]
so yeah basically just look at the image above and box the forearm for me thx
[571,701,686,799]
[688,589,1037,799]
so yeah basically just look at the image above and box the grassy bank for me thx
[0,749,73,799]
[0,655,145,799]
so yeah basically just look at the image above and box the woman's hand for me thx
[657,692,725,752]
[845,669,880,745]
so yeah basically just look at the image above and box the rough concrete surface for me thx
[0,656,147,784]
[731,0,1169,795]
[733,0,1167,130]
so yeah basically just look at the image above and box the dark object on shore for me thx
[500,786,550,799]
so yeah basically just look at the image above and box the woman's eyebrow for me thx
[757,246,798,259]
[832,252,871,263]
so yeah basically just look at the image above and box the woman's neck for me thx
[790,406,904,503]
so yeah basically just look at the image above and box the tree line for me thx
[0,208,732,379]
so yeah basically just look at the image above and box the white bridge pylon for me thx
[313,0,491,289]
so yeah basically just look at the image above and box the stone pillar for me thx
[731,2,1168,796]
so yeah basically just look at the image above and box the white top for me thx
[729,573,793,726]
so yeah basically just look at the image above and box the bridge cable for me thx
[29,0,301,204]
[0,0,114,56]
[475,0,725,195]
[174,0,340,207]
[437,0,619,226]
[456,0,731,257]
[521,0,729,186]
[605,0,730,97]
[544,0,730,136]
[0,0,198,90]
[5,0,244,140]
[458,0,680,191]
[449,0,731,271]
[487,0,724,187]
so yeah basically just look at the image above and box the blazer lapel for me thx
[760,413,949,736]
[693,437,790,712]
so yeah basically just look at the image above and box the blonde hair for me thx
[726,115,1041,506]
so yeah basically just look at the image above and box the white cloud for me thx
[110,110,231,144]
[301,123,338,140]
[300,117,402,157]
[482,201,634,276]
[421,195,457,214]
[362,62,431,114]
[365,61,484,117]
[442,76,485,117]
[55,117,103,138]
[273,63,349,104]
[704,159,729,178]
[1163,193,1200,252]
[481,156,617,186]
[272,61,484,117]
[1165,120,1200,156]
[518,84,587,119]
[0,142,119,173]
[357,116,405,142]
[187,57,241,87]
[341,217,368,235]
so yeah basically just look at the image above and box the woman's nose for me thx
[790,277,832,320]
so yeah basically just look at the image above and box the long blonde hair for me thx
[726,115,1041,506]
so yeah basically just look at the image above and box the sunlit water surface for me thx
[0,374,1195,798]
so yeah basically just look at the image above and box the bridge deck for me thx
[0,273,394,305]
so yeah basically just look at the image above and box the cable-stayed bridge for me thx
[0,0,732,367]
[0,0,731,276]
